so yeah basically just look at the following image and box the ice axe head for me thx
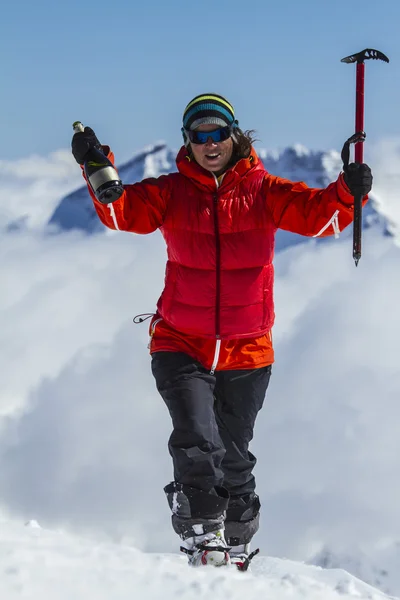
[341,47,389,163]
[341,48,389,64]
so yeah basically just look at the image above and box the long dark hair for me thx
[231,127,258,160]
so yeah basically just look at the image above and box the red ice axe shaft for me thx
[341,49,389,266]
[354,61,365,165]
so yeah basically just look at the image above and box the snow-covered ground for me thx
[0,520,394,600]
[2,138,400,598]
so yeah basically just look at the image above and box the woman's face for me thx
[190,123,234,175]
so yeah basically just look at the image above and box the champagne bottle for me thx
[72,121,124,204]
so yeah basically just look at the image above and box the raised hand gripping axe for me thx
[341,48,389,266]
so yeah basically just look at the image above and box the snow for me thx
[1,138,400,598]
[0,520,393,600]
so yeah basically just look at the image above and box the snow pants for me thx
[151,351,272,545]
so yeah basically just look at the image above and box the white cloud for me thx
[0,150,82,229]
[259,231,400,557]
[367,137,400,234]
[1,228,166,417]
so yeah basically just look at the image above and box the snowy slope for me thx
[0,519,395,600]
[48,142,394,249]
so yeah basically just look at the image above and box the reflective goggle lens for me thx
[187,125,234,145]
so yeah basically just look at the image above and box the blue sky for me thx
[1,0,397,161]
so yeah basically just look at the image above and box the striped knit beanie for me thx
[182,93,235,131]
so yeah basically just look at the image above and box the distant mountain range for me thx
[48,143,394,252]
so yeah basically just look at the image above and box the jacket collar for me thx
[176,145,264,193]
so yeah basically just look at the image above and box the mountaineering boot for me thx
[224,493,261,570]
[164,482,230,567]
[180,529,231,567]
[229,542,260,572]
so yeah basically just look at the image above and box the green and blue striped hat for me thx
[182,93,235,131]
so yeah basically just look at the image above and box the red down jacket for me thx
[86,145,365,370]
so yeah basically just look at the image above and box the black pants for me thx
[151,351,272,543]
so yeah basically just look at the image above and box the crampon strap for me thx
[180,544,260,571]
[180,543,231,556]
[233,548,260,572]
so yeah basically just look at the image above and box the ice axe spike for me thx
[341,48,389,266]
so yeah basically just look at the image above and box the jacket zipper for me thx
[212,193,221,373]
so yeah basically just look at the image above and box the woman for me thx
[72,93,372,570]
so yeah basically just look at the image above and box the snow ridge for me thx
[0,519,395,600]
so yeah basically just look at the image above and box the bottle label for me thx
[89,166,121,191]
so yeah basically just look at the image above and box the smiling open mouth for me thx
[205,153,221,160]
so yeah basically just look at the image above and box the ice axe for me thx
[341,48,389,266]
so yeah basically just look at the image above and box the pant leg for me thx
[151,351,226,491]
[151,351,229,539]
[214,364,272,545]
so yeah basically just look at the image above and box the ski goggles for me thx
[183,124,236,145]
